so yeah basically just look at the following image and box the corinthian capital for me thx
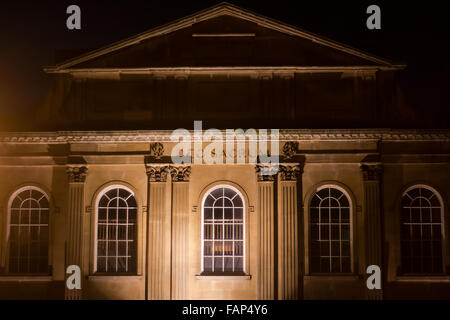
[169,166,191,182]
[279,164,303,181]
[146,165,169,182]
[360,163,383,181]
[255,164,277,182]
[66,166,88,183]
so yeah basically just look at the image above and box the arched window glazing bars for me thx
[8,186,50,274]
[96,186,138,274]
[202,186,245,274]
[400,185,444,274]
[309,186,352,273]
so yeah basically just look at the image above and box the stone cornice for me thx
[1,129,450,144]
[48,66,401,76]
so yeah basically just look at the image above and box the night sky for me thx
[0,0,449,129]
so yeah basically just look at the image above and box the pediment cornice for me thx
[44,2,402,73]
[1,129,450,144]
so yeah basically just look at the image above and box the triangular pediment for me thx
[46,2,400,72]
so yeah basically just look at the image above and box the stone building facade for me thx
[0,3,449,299]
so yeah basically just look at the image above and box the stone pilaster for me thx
[65,165,88,300]
[146,165,170,300]
[256,165,276,300]
[361,163,383,300]
[277,164,303,300]
[170,165,191,300]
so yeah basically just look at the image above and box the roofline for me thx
[44,65,406,75]
[46,2,400,72]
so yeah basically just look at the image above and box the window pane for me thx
[204,257,212,272]
[331,258,340,273]
[97,257,106,272]
[224,224,233,240]
[232,196,243,207]
[107,257,116,272]
[224,257,233,271]
[224,208,233,219]
[331,241,340,256]
[342,258,351,273]
[223,198,233,207]
[127,196,137,208]
[224,188,236,199]
[234,208,243,220]
[98,241,106,256]
[223,241,233,255]
[234,241,243,256]
[320,242,329,256]
[310,208,319,223]
[204,195,215,207]
[204,208,213,220]
[320,209,329,223]
[214,208,223,219]
[204,224,213,240]
[118,241,127,255]
[320,258,330,273]
[331,225,339,240]
[204,241,212,255]
[234,257,243,271]
[214,241,223,255]
[214,257,223,272]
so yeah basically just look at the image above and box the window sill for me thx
[88,275,143,280]
[395,276,450,283]
[304,275,360,281]
[195,274,252,280]
[0,275,53,282]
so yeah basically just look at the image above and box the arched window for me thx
[400,185,444,274]
[309,185,352,273]
[8,186,50,274]
[96,186,137,274]
[202,186,244,274]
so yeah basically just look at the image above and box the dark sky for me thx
[0,0,449,127]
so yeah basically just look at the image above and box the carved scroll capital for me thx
[255,164,277,182]
[145,165,169,182]
[169,166,191,182]
[66,166,88,183]
[279,164,303,181]
[360,163,383,181]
